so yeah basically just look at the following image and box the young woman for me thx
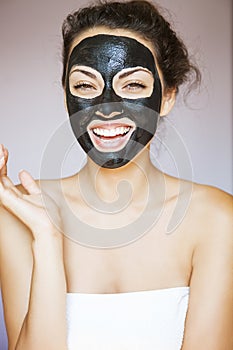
[0,1,232,349]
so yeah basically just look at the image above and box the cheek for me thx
[66,92,98,116]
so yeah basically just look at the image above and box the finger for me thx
[0,144,4,157]
[0,144,5,166]
[0,177,23,202]
[0,144,8,177]
[3,147,8,162]
[19,170,41,195]
[0,155,5,169]
[1,174,14,187]
[0,181,22,210]
[1,162,8,177]
[0,183,36,227]
[1,175,21,193]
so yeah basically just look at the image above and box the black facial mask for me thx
[66,34,162,168]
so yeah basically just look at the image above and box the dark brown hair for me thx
[61,0,201,93]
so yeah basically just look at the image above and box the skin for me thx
[0,27,233,350]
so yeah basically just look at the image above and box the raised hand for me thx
[0,144,62,239]
[0,144,67,349]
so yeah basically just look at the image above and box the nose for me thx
[94,87,124,118]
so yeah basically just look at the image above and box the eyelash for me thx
[72,80,147,92]
[73,82,96,90]
[123,81,146,90]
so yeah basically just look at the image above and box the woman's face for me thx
[65,27,169,169]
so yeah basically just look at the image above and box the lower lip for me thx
[89,128,134,152]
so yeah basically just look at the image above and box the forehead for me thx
[70,26,156,56]
[68,34,156,75]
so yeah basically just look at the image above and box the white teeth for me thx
[109,129,116,136]
[93,126,131,137]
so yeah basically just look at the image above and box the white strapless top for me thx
[66,286,189,350]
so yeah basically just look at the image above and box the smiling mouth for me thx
[88,119,136,152]
[93,125,131,138]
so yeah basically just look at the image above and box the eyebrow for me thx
[70,69,97,79]
[118,68,152,79]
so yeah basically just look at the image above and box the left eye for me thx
[123,82,146,91]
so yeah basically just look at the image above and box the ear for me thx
[160,88,176,117]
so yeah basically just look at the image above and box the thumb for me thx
[19,170,41,195]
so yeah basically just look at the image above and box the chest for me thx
[59,188,193,293]
[62,220,192,293]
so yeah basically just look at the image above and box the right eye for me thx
[73,82,96,91]
[70,80,101,98]
[68,67,105,99]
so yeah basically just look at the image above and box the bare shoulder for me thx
[162,173,233,256]
[192,182,232,212]
[190,182,233,238]
[165,173,232,231]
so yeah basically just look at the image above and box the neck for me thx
[78,147,161,206]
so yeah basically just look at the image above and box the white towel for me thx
[66,286,189,350]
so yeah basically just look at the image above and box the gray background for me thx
[0,0,232,348]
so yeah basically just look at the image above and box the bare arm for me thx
[15,233,67,350]
[181,187,233,350]
[0,145,67,350]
